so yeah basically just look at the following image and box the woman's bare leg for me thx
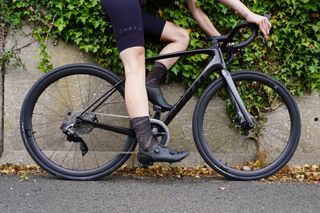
[120,46,149,118]
[146,22,190,107]
[147,21,190,86]
[156,21,190,69]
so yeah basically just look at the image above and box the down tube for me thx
[163,63,223,125]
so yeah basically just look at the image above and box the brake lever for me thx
[262,36,267,45]
[236,49,244,67]
[261,14,271,45]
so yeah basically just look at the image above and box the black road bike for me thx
[20,19,301,181]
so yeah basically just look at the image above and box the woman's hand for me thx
[245,12,272,39]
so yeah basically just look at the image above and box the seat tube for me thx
[221,69,254,128]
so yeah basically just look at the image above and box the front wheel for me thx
[193,71,301,180]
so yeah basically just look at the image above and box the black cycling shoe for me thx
[138,144,189,164]
[146,86,173,111]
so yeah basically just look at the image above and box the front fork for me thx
[221,69,254,130]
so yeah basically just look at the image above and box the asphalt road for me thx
[0,174,319,213]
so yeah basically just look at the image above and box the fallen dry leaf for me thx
[0,163,320,182]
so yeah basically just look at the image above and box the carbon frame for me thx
[80,41,254,136]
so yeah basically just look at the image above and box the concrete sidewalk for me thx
[0,174,319,213]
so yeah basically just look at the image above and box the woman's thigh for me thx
[100,0,144,52]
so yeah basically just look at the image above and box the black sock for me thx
[146,62,167,88]
[131,116,157,151]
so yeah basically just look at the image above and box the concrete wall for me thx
[0,24,5,155]
[1,26,319,166]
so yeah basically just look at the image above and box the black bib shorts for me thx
[100,0,166,52]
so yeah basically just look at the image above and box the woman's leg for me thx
[120,47,148,118]
[100,0,189,162]
[155,21,190,69]
[147,21,190,84]
[120,47,157,151]
[144,18,190,108]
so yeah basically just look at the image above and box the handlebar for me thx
[211,14,270,49]
[231,22,259,49]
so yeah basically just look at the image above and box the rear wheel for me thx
[193,71,300,180]
[20,64,136,180]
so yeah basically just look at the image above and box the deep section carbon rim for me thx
[193,71,300,180]
[20,64,136,180]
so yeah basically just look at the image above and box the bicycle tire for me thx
[193,71,300,180]
[20,64,136,180]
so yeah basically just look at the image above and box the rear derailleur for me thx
[60,123,89,156]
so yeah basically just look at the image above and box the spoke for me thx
[221,138,233,164]
[211,137,230,152]
[72,143,77,170]
[33,112,64,118]
[60,142,75,167]
[87,75,92,105]
[32,120,64,127]
[82,153,87,171]
[259,141,276,163]
[263,117,290,126]
[77,75,85,109]
[91,88,118,113]
[259,138,286,153]
[272,108,288,113]
[65,77,75,112]
[205,109,228,121]
[91,132,111,163]
[84,78,113,112]
[203,125,232,132]
[42,90,72,111]
[88,134,99,168]
[48,137,66,161]
[35,101,66,119]
[35,131,63,140]
[243,138,249,166]
[265,126,289,135]
[238,135,247,157]
[53,81,74,111]
[41,135,66,151]
[89,77,107,101]
[264,129,288,144]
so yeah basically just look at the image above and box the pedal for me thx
[138,161,153,168]
[153,105,162,120]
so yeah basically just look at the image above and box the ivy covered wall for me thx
[1,0,319,95]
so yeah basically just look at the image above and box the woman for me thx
[99,0,271,164]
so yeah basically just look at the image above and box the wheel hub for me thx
[65,111,97,134]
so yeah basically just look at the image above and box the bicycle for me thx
[20,17,301,181]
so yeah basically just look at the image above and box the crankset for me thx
[150,119,170,146]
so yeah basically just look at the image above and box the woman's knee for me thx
[120,46,145,76]
[120,47,145,66]
[161,23,190,46]
[178,28,190,46]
